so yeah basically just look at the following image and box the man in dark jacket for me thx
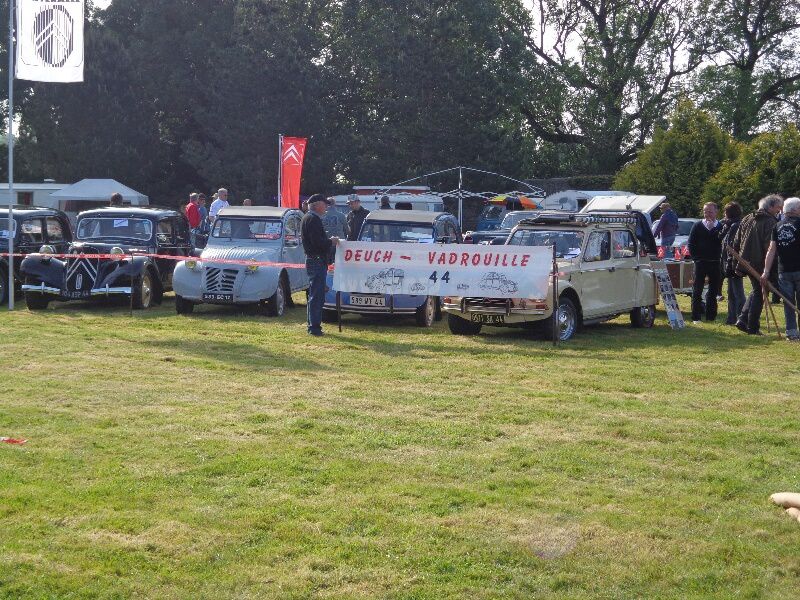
[345,195,369,241]
[734,194,784,334]
[761,197,800,340]
[688,202,723,323]
[653,201,679,251]
[302,194,340,336]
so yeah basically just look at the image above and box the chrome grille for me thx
[464,297,512,309]
[205,268,238,293]
[66,250,100,292]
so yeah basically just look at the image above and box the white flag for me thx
[16,0,84,83]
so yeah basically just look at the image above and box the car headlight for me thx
[38,244,56,255]
[185,259,201,270]
[110,246,125,261]
[246,263,259,274]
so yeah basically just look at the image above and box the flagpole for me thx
[277,134,283,207]
[7,0,14,310]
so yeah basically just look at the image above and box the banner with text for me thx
[16,0,85,83]
[333,242,553,299]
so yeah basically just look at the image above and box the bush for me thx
[614,100,734,217]
[702,124,800,213]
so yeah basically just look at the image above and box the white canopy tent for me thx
[49,179,149,223]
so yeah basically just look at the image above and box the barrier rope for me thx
[0,251,307,269]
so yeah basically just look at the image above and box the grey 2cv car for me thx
[172,206,308,316]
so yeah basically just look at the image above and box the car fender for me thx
[20,255,65,288]
[172,260,202,298]
[240,267,282,301]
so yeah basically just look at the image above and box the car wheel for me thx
[133,271,155,309]
[630,305,656,328]
[447,313,482,335]
[545,296,578,342]
[24,277,50,310]
[175,294,195,315]
[266,276,288,317]
[415,295,436,327]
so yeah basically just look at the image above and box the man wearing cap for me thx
[346,194,369,241]
[302,194,340,336]
[652,201,679,253]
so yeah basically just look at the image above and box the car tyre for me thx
[175,295,195,315]
[447,313,482,335]
[265,275,288,317]
[132,271,155,309]
[415,295,436,327]
[544,296,579,342]
[630,305,656,328]
[24,291,49,310]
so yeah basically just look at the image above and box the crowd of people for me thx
[665,194,800,340]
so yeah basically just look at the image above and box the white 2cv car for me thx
[172,206,308,316]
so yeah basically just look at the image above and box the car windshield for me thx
[77,217,153,241]
[500,212,538,229]
[678,220,697,235]
[508,229,585,258]
[212,218,283,241]
[360,222,435,243]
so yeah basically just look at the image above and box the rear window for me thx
[360,222,435,243]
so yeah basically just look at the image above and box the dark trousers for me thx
[738,275,764,333]
[691,260,722,321]
[305,258,328,334]
[726,276,745,325]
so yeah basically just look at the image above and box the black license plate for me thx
[203,293,234,302]
[63,290,90,299]
[471,313,505,324]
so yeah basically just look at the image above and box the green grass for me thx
[1,293,800,599]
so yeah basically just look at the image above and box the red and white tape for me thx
[0,251,307,269]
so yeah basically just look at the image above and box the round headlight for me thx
[110,247,125,260]
[246,263,259,274]
[185,259,198,270]
[38,244,56,255]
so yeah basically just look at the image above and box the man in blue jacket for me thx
[653,201,679,252]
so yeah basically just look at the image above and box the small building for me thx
[0,181,69,207]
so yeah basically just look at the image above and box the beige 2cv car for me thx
[442,211,661,341]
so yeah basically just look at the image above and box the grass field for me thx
[1,292,800,599]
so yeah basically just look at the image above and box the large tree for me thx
[694,0,800,139]
[511,0,712,174]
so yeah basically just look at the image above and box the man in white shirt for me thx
[209,188,230,222]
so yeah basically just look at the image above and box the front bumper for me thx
[442,299,548,325]
[22,283,132,297]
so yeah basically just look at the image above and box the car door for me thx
[610,229,639,311]
[155,218,177,287]
[283,212,306,290]
[18,218,45,255]
[578,230,617,318]
[45,216,70,254]
[172,216,192,258]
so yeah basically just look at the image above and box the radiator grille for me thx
[205,267,238,293]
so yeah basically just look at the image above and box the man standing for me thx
[321,198,348,240]
[762,197,800,341]
[346,194,369,241]
[688,202,723,323]
[185,193,201,243]
[734,194,784,335]
[209,188,230,223]
[653,201,679,253]
[109,192,123,207]
[302,194,339,336]
[242,198,253,206]
[379,195,392,209]
[197,194,209,234]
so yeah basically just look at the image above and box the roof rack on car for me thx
[518,210,640,226]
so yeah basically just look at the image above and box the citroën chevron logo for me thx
[283,144,303,166]
[33,5,75,68]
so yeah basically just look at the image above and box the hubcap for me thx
[276,284,285,315]
[557,303,576,340]
[141,275,152,307]
[425,297,435,324]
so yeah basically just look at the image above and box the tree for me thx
[614,100,734,216]
[694,0,800,139]
[510,0,712,174]
[701,124,800,211]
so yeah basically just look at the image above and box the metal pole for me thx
[457,166,463,230]
[552,245,558,346]
[277,134,283,207]
[7,0,15,310]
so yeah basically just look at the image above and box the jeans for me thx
[306,258,328,334]
[691,260,722,321]
[779,271,800,338]
[726,276,745,324]
[739,275,764,333]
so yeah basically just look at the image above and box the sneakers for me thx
[735,321,748,333]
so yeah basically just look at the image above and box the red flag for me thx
[280,136,307,209]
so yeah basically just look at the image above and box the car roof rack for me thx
[518,210,640,226]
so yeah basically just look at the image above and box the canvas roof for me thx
[50,179,148,203]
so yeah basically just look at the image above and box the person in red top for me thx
[185,193,201,229]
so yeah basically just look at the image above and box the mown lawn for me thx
[1,293,799,599]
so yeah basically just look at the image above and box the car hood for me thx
[200,245,282,265]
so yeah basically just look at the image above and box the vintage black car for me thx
[1,206,73,304]
[20,206,192,310]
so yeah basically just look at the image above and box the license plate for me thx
[63,290,89,299]
[350,294,386,307]
[471,313,505,324]
[203,293,234,302]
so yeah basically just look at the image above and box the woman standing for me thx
[719,202,745,325]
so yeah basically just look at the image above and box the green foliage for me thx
[614,101,734,217]
[702,124,800,212]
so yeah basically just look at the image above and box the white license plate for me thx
[350,295,386,307]
[471,313,505,324]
